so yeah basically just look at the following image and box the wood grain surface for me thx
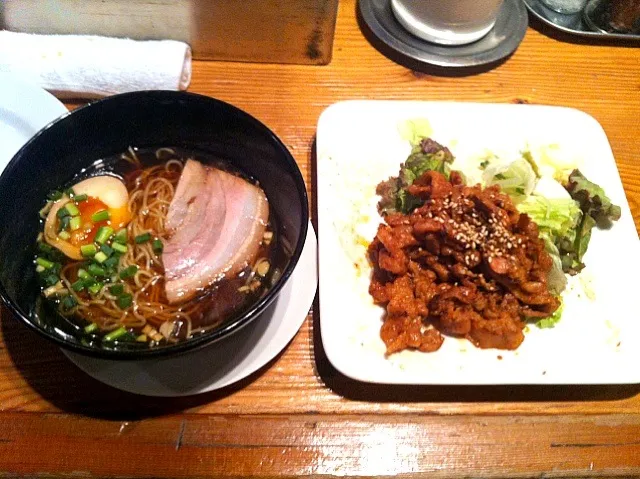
[1,0,639,476]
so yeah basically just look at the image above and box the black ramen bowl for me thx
[0,91,308,359]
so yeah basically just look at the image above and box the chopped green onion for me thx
[58,231,71,240]
[35,265,45,273]
[84,323,98,334]
[36,257,54,269]
[152,239,164,254]
[136,334,147,342]
[112,242,128,254]
[94,251,108,264]
[48,190,63,201]
[104,326,127,341]
[69,216,82,231]
[64,187,75,197]
[71,279,86,292]
[91,210,110,222]
[100,244,114,256]
[82,277,96,288]
[61,295,77,310]
[58,215,71,232]
[114,228,128,244]
[109,283,125,296]
[87,264,106,277]
[80,244,97,257]
[73,194,88,202]
[134,232,152,244]
[116,294,133,309]
[77,268,91,280]
[94,226,114,244]
[43,274,59,287]
[37,242,54,255]
[56,207,70,219]
[119,265,138,279]
[64,203,80,216]
[88,282,103,295]
[103,256,119,269]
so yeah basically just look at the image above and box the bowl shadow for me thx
[1,305,280,420]
[308,135,640,404]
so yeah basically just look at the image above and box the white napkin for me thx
[0,30,192,99]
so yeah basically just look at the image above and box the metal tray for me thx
[523,0,640,41]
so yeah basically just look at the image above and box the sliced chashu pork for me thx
[163,159,269,304]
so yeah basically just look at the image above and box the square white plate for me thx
[316,100,640,385]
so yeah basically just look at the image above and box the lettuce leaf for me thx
[377,138,454,215]
[537,299,564,329]
[517,195,582,292]
[483,157,537,203]
[557,169,622,274]
[398,118,433,145]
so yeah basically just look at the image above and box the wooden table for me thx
[2,1,639,477]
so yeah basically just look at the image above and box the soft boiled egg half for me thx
[44,176,132,259]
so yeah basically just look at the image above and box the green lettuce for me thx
[483,157,537,203]
[378,137,454,215]
[558,169,622,274]
[517,195,582,293]
[537,299,564,329]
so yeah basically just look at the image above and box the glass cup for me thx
[539,0,588,14]
[390,0,505,45]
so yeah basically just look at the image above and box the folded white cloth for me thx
[0,30,192,98]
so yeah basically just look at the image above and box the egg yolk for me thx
[69,197,131,247]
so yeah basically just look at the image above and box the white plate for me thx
[317,100,640,385]
[0,74,67,173]
[63,223,317,396]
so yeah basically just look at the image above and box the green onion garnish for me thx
[43,274,59,287]
[87,282,103,295]
[74,194,88,203]
[69,216,82,231]
[119,265,138,279]
[91,210,110,222]
[100,244,114,256]
[37,242,55,255]
[35,265,45,273]
[58,215,71,232]
[48,190,63,201]
[64,203,80,216]
[71,279,86,292]
[64,187,75,197]
[84,323,98,334]
[116,294,133,309]
[87,264,106,277]
[61,295,78,310]
[58,231,71,240]
[36,257,54,269]
[103,256,119,269]
[94,251,108,264]
[109,283,124,296]
[152,239,164,253]
[56,207,70,219]
[134,232,152,244]
[114,229,128,244]
[104,326,128,341]
[112,242,128,254]
[94,226,114,244]
[80,244,97,257]
[77,268,91,280]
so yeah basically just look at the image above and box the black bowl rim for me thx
[0,90,309,360]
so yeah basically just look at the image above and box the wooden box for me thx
[0,0,339,65]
